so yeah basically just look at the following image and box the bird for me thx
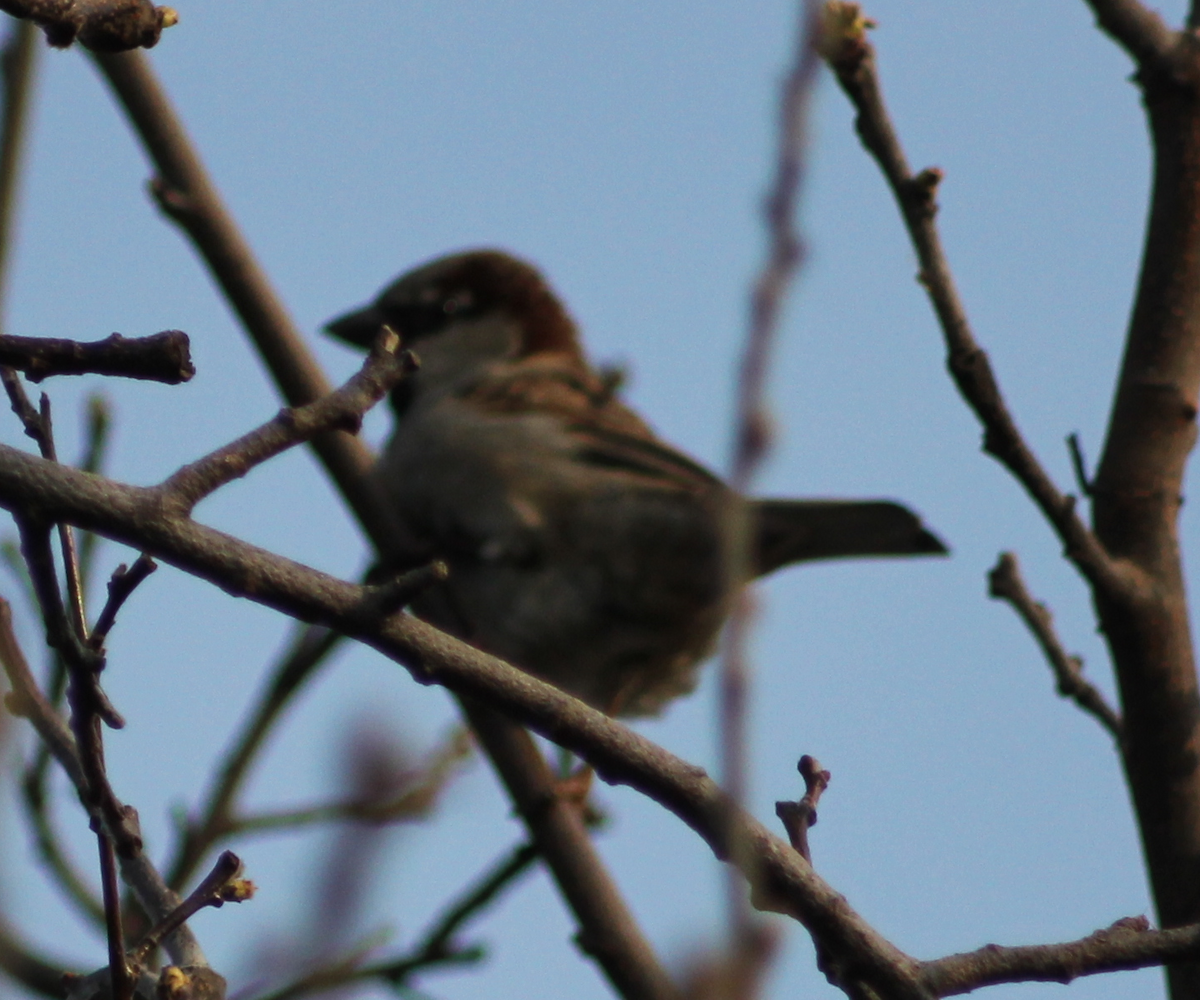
[326,249,946,716]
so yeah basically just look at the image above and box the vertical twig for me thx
[0,18,36,327]
[721,0,822,950]
[15,512,134,1000]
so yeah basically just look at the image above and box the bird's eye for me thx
[443,290,474,315]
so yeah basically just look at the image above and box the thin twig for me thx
[8,397,114,931]
[774,756,831,863]
[359,560,450,618]
[20,762,106,926]
[89,554,156,649]
[0,19,37,323]
[821,9,1135,605]
[129,851,252,969]
[242,940,394,1000]
[225,729,469,837]
[1,600,200,964]
[0,595,83,785]
[0,914,75,997]
[988,552,1124,743]
[79,394,112,475]
[158,329,411,515]
[1067,432,1093,497]
[377,841,538,985]
[97,832,128,999]
[167,623,342,889]
[246,843,537,1000]
[12,514,135,1000]
[38,396,88,639]
[76,394,112,582]
[1,373,89,637]
[721,0,821,954]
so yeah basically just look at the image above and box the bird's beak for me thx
[325,303,388,349]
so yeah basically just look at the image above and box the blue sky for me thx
[0,2,1188,998]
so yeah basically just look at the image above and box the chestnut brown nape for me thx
[426,250,581,357]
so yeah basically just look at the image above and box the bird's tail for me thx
[751,499,947,577]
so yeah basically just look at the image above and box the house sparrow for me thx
[327,250,945,715]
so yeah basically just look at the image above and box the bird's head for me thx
[326,249,582,364]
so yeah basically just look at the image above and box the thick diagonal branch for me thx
[9,445,1200,995]
[0,445,933,999]
[91,46,679,1000]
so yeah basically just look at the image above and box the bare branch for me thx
[0,914,75,997]
[988,552,1123,743]
[0,20,37,321]
[720,0,821,950]
[167,624,342,889]
[1,376,89,637]
[20,760,105,926]
[89,554,156,649]
[0,330,194,383]
[12,512,135,999]
[246,843,536,1000]
[922,916,1200,995]
[76,394,112,580]
[0,444,930,1000]
[90,49,412,557]
[460,700,685,1000]
[775,756,831,863]
[0,0,176,52]
[0,556,199,966]
[18,432,1200,992]
[115,857,201,968]
[1,364,36,439]
[129,851,252,969]
[242,941,397,1000]
[224,728,469,837]
[1067,432,1093,497]
[0,595,83,787]
[96,829,129,1000]
[159,329,411,515]
[376,840,538,984]
[1080,0,1180,69]
[821,12,1137,605]
[736,0,821,487]
[359,559,449,617]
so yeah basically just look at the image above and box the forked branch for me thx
[819,6,1134,605]
[988,552,1123,743]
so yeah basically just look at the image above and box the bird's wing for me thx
[460,353,724,494]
